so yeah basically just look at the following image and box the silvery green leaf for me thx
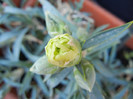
[31,87,37,99]
[92,60,114,77]
[0,14,9,24]
[13,28,29,61]
[112,86,128,99]
[47,67,72,88]
[0,59,32,68]
[21,45,40,62]
[19,72,33,95]
[4,6,27,15]
[39,0,77,38]
[3,78,21,87]
[0,27,21,47]
[30,56,61,75]
[64,79,78,99]
[70,90,86,99]
[45,11,72,37]
[89,83,105,99]
[90,24,109,37]
[34,75,49,97]
[83,21,133,50]
[74,59,96,92]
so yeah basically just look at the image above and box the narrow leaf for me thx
[13,28,28,61]
[92,60,114,77]
[0,27,21,47]
[4,6,27,15]
[21,45,40,62]
[0,59,32,68]
[83,21,133,50]
[47,67,72,88]
[34,75,49,97]
[90,24,109,38]
[19,72,33,95]
[90,83,105,99]
[113,86,128,99]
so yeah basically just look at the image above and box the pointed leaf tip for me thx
[74,59,96,92]
[30,56,61,75]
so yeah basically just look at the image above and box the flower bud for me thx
[45,34,82,67]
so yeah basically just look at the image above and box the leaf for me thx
[3,6,33,24]
[64,79,78,99]
[0,59,32,68]
[71,90,86,99]
[4,6,28,15]
[47,67,72,88]
[39,0,77,38]
[74,59,96,92]
[34,75,49,97]
[0,27,21,47]
[19,72,33,95]
[34,34,50,55]
[30,55,61,75]
[3,78,21,87]
[55,89,66,99]
[122,68,133,75]
[45,11,72,37]
[103,49,109,64]
[112,86,128,99]
[0,85,9,99]
[90,24,109,38]
[109,45,117,64]
[21,45,40,62]
[0,14,9,24]
[89,83,105,99]
[26,7,45,19]
[13,28,29,61]
[83,21,133,50]
[31,87,37,99]
[92,60,114,77]
[105,77,128,85]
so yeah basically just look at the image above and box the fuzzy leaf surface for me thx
[30,56,61,75]
[39,0,77,38]
[83,21,133,51]
[47,67,72,88]
[74,59,96,92]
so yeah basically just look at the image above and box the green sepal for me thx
[45,11,72,37]
[74,59,96,92]
[30,56,61,75]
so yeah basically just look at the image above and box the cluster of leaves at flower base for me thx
[0,0,133,99]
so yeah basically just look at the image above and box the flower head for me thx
[45,34,82,67]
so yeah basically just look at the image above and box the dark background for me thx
[95,0,133,22]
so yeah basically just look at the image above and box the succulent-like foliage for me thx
[30,0,133,95]
[0,0,133,99]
